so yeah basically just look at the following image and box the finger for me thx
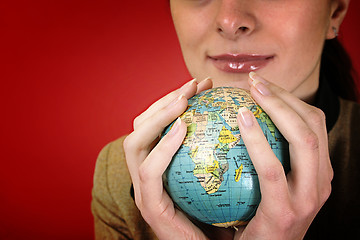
[134,77,213,130]
[250,79,332,183]
[136,94,188,147]
[125,94,188,162]
[248,73,320,193]
[124,94,188,201]
[125,78,210,209]
[237,107,289,207]
[134,78,197,130]
[139,118,187,209]
[139,118,208,240]
[259,80,333,198]
[249,72,326,143]
[196,77,213,94]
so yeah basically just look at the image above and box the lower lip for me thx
[209,56,273,73]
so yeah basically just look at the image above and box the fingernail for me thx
[189,78,197,84]
[249,72,271,96]
[197,76,212,86]
[169,117,181,136]
[249,71,257,82]
[238,107,253,128]
[180,78,197,91]
[249,72,268,85]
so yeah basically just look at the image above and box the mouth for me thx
[208,54,274,73]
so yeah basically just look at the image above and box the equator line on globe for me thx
[163,87,290,228]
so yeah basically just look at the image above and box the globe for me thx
[163,87,290,228]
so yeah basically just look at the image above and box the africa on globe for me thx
[163,87,289,228]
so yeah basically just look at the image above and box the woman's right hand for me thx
[123,78,213,240]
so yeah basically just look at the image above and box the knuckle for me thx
[271,98,288,113]
[328,167,334,182]
[321,183,332,203]
[302,130,319,150]
[123,132,152,153]
[273,85,287,95]
[320,174,333,203]
[325,161,334,182]
[262,164,284,183]
[133,115,143,130]
[138,163,151,183]
[277,86,288,97]
[300,198,319,218]
[123,133,141,153]
[297,186,331,219]
[134,193,143,210]
[123,134,134,152]
[307,107,326,126]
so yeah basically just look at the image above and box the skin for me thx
[171,0,347,102]
[124,0,350,239]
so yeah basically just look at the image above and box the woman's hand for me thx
[124,72,332,240]
[123,78,213,240]
[235,72,333,240]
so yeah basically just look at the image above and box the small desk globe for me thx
[163,87,289,228]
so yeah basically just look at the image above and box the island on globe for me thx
[162,87,290,228]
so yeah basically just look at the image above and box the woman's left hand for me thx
[233,72,333,239]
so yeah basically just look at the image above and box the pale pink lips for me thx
[209,54,274,73]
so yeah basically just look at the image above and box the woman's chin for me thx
[211,76,251,90]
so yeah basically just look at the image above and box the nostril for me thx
[239,26,248,32]
[217,26,249,35]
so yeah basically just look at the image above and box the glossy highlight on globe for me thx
[163,87,290,228]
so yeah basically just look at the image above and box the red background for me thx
[1,1,359,239]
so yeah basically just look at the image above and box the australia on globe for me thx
[163,87,290,228]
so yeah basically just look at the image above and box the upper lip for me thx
[209,54,274,61]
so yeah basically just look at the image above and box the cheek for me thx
[173,14,212,77]
[274,4,328,50]
[173,5,210,48]
[271,6,329,84]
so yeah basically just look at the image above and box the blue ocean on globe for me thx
[163,87,290,228]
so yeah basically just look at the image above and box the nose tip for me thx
[215,3,256,40]
[217,15,254,39]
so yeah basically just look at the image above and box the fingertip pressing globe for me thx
[162,87,290,228]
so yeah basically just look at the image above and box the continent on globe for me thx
[163,87,290,228]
